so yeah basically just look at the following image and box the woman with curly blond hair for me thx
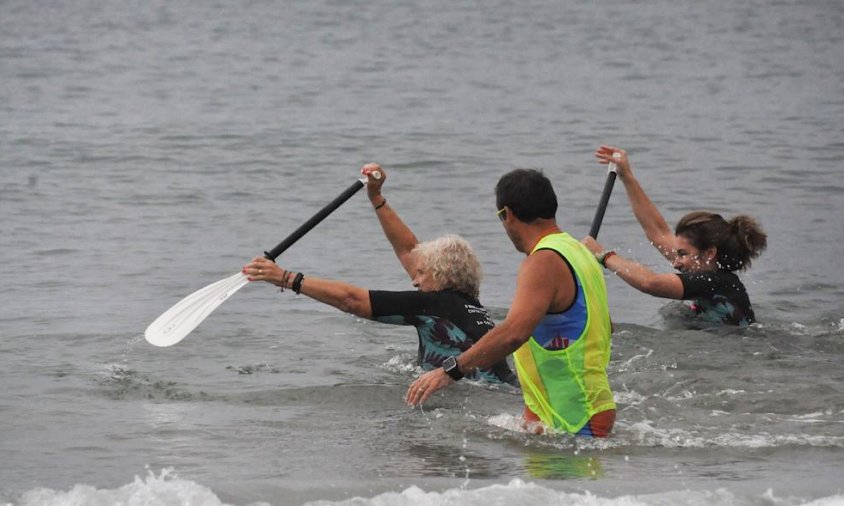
[244,164,516,385]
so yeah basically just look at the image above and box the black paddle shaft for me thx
[264,179,365,261]
[588,170,617,239]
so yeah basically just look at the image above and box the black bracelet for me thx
[292,272,305,294]
[374,198,387,210]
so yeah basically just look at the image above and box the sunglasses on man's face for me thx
[496,207,506,221]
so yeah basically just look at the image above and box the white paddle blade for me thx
[144,272,250,347]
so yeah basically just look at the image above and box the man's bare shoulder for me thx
[519,249,571,281]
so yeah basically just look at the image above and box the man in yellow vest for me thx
[406,169,616,437]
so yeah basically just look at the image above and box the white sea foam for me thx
[11,472,843,506]
[789,411,831,423]
[616,349,654,372]
[485,412,844,452]
[622,421,844,449]
[305,482,844,506]
[8,469,268,506]
[613,389,648,405]
[381,354,420,375]
[790,322,809,335]
[486,413,526,433]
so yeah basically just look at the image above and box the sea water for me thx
[1,0,843,505]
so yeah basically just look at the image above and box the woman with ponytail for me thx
[582,146,767,326]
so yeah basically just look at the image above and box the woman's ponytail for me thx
[726,215,768,270]
[677,211,767,272]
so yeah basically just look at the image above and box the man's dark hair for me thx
[495,168,557,222]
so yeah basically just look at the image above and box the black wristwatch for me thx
[442,356,464,381]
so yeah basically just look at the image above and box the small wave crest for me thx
[304,479,843,506]
[8,468,268,506]
[620,421,844,449]
[7,471,844,506]
[98,365,207,401]
[483,413,844,451]
[381,354,421,376]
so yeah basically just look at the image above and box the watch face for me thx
[442,356,463,381]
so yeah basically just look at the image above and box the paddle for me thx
[588,152,621,239]
[144,173,378,347]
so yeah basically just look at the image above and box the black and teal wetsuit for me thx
[678,270,755,325]
[369,289,517,385]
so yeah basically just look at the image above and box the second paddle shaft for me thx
[588,153,621,239]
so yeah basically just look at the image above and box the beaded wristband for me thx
[279,270,288,292]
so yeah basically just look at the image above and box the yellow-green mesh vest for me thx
[513,232,615,433]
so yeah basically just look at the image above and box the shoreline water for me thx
[2,0,843,504]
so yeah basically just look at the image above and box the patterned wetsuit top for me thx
[677,270,755,325]
[368,289,518,385]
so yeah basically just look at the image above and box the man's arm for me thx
[405,251,566,406]
[456,251,564,370]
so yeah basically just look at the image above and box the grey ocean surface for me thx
[1,0,843,505]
